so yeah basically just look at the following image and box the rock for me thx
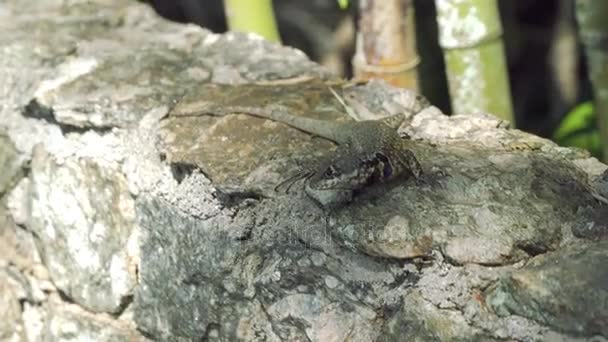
[382,291,495,341]
[134,196,397,341]
[160,81,339,189]
[0,269,27,341]
[486,241,608,337]
[593,167,608,199]
[41,298,144,341]
[329,146,594,264]
[28,145,137,313]
[0,132,23,196]
[7,178,30,226]
[572,206,608,240]
[0,203,45,341]
[1,0,608,340]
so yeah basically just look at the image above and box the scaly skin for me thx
[302,119,422,208]
[171,90,424,208]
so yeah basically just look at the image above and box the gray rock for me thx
[7,178,30,226]
[41,298,146,342]
[0,268,27,341]
[382,291,495,342]
[28,145,137,313]
[162,81,604,265]
[0,132,23,196]
[0,203,43,341]
[329,145,597,264]
[572,205,608,240]
[2,0,608,340]
[487,241,608,337]
[134,196,400,341]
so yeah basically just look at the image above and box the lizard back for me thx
[303,120,422,207]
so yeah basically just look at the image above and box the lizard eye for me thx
[375,152,393,178]
[375,152,389,163]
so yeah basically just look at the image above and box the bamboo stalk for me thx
[223,0,281,43]
[435,0,514,123]
[575,0,608,161]
[352,0,419,90]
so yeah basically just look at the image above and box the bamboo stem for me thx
[224,0,281,43]
[353,0,419,90]
[435,0,514,123]
[576,0,608,161]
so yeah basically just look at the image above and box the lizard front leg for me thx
[396,148,423,180]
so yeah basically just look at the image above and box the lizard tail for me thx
[174,102,348,144]
[220,105,346,144]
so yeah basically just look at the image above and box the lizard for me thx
[169,85,427,208]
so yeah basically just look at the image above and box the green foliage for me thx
[337,0,349,10]
[224,0,280,43]
[553,101,602,157]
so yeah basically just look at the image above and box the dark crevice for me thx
[200,322,221,342]
[112,294,134,318]
[17,297,28,312]
[213,186,268,209]
[235,225,253,241]
[294,236,325,254]
[23,100,113,135]
[135,328,157,341]
[379,296,405,322]
[516,242,551,257]
[182,271,214,287]
[258,300,287,341]
[23,99,55,122]
[166,161,266,210]
[280,316,313,342]
[59,124,113,135]
[390,268,418,289]
[56,288,77,304]
[55,287,134,317]
[439,248,520,267]
[169,162,197,183]
[442,256,511,268]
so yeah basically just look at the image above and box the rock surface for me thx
[487,241,608,337]
[1,0,608,341]
[0,134,22,196]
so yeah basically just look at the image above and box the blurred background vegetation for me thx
[142,0,605,160]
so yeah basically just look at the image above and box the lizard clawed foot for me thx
[396,149,423,180]
[274,170,314,194]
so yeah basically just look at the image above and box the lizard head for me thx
[303,150,396,208]
[316,154,394,189]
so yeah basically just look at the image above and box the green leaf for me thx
[553,101,602,157]
[337,0,349,10]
